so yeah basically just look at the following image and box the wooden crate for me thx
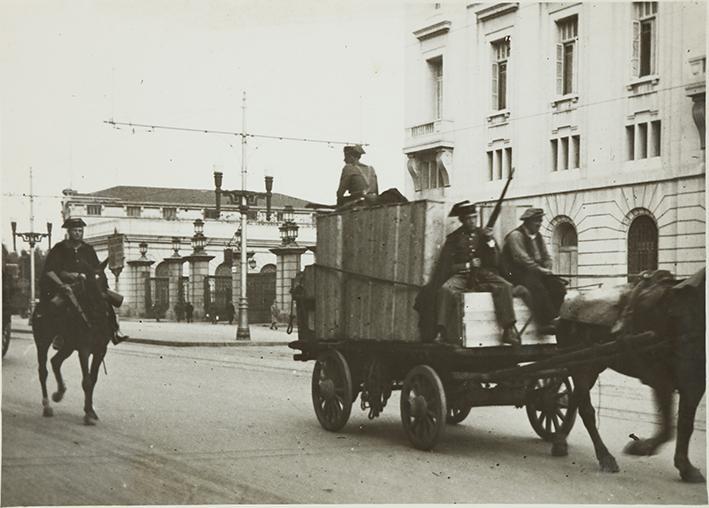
[461,293,555,347]
[313,265,344,340]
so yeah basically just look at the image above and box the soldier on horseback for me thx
[39,217,127,349]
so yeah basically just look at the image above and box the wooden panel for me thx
[314,265,343,339]
[315,213,342,269]
[461,293,554,348]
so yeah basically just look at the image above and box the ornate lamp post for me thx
[214,171,273,340]
[10,221,52,319]
[270,206,306,327]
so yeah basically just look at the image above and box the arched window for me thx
[260,263,277,274]
[155,261,169,278]
[628,215,658,278]
[215,263,232,277]
[551,220,578,285]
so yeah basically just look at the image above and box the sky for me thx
[0,0,409,248]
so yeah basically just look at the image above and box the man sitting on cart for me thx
[425,201,520,346]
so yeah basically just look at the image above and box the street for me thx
[2,333,707,505]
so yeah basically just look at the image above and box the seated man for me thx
[430,201,519,345]
[336,144,379,208]
[501,208,566,335]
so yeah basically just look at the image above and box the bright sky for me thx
[0,0,408,248]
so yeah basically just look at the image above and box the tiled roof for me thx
[78,186,310,208]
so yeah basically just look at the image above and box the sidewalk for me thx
[10,315,296,347]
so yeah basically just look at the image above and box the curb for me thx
[10,327,290,348]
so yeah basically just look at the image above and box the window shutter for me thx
[631,20,640,78]
[572,41,578,94]
[491,62,498,110]
[556,43,564,95]
[650,18,656,75]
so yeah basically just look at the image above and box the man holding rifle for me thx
[501,208,566,335]
[39,217,127,349]
[430,201,520,346]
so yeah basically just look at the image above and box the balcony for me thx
[403,119,455,154]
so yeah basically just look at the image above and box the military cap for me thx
[344,144,366,155]
[519,208,544,221]
[449,200,477,218]
[62,217,87,229]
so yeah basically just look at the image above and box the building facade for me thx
[404,2,706,284]
[61,185,315,321]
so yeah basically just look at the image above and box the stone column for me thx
[163,255,186,321]
[184,252,215,321]
[126,258,154,318]
[270,243,308,322]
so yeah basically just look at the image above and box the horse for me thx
[550,267,706,483]
[32,259,115,425]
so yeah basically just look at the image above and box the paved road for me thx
[2,335,707,505]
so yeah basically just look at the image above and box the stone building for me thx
[404,2,705,284]
[61,185,314,322]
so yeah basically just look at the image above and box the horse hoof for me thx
[85,410,99,421]
[43,407,54,417]
[83,415,97,426]
[51,389,66,403]
[599,456,620,473]
[551,442,568,457]
[680,467,706,483]
[623,439,656,456]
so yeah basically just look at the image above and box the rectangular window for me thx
[492,38,510,111]
[626,125,635,160]
[429,58,443,120]
[495,149,503,180]
[162,207,177,220]
[551,139,558,171]
[556,16,578,95]
[87,204,102,216]
[571,135,580,169]
[638,123,648,158]
[560,137,569,170]
[127,206,141,217]
[650,120,661,157]
[633,2,657,77]
[487,151,494,181]
[504,147,512,178]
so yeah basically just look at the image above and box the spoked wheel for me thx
[525,375,577,441]
[446,406,471,425]
[400,365,447,450]
[311,349,353,432]
[2,319,10,358]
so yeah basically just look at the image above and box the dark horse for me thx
[32,259,115,425]
[551,267,706,482]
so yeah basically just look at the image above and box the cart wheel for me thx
[525,375,577,441]
[311,350,353,432]
[446,406,471,425]
[2,320,10,358]
[400,365,447,450]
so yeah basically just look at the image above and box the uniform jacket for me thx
[39,240,101,304]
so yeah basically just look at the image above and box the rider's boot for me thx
[112,329,129,345]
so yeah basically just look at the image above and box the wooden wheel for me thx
[525,375,577,441]
[446,406,471,425]
[311,350,353,431]
[400,365,447,450]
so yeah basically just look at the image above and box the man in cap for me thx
[336,144,379,207]
[39,217,127,349]
[501,208,566,334]
[424,201,519,345]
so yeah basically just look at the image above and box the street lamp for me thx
[139,241,149,258]
[10,220,52,319]
[191,219,207,253]
[171,237,181,257]
[213,170,274,341]
[279,205,299,245]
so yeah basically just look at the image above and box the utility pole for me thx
[237,91,250,340]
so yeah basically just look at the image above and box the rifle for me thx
[46,271,91,327]
[485,167,515,229]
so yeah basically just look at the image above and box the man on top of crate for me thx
[501,208,566,335]
[336,144,379,207]
[425,200,520,346]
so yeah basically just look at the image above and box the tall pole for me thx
[237,91,250,340]
[28,167,36,321]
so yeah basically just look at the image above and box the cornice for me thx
[413,20,451,41]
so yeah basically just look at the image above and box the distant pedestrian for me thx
[185,301,194,323]
[226,301,235,325]
[270,300,280,330]
[153,303,161,322]
[175,301,184,322]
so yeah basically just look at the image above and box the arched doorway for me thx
[260,263,276,273]
[204,263,233,321]
[551,219,578,286]
[627,214,658,279]
[147,261,170,318]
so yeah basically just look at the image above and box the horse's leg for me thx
[35,338,53,416]
[672,384,706,483]
[84,351,105,422]
[624,380,673,456]
[77,349,97,425]
[49,347,72,402]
